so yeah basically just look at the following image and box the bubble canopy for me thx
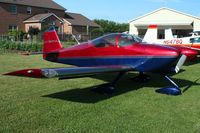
[91,33,142,48]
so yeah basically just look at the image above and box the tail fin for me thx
[165,28,173,39]
[143,25,158,43]
[43,27,62,53]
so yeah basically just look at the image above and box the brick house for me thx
[64,12,101,35]
[0,0,100,39]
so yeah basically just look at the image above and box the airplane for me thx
[4,26,190,96]
[143,25,199,60]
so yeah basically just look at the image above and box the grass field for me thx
[0,53,200,133]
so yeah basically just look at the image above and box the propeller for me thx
[175,54,187,73]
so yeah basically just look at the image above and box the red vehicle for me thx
[5,27,190,95]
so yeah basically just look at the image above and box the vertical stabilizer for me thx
[43,27,63,53]
[165,28,173,39]
[143,25,158,43]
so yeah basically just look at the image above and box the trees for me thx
[93,19,129,33]
[90,28,104,39]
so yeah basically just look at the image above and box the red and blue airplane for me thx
[4,27,195,95]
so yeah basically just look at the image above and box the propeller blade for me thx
[175,54,187,73]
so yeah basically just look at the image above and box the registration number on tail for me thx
[163,39,183,45]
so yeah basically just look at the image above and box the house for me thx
[129,7,200,38]
[64,12,101,35]
[0,0,100,39]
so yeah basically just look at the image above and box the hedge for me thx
[0,40,76,54]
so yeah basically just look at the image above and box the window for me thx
[10,5,17,14]
[190,37,200,43]
[134,35,142,42]
[27,7,32,14]
[91,34,117,47]
[8,25,17,31]
[52,22,56,26]
[118,34,137,47]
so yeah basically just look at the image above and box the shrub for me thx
[0,40,43,53]
[0,40,75,54]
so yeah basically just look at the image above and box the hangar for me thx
[129,7,200,39]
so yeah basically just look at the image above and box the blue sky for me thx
[54,0,200,23]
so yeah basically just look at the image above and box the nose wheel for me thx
[155,75,181,95]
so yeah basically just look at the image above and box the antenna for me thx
[71,34,80,44]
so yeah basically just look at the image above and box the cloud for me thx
[149,0,183,3]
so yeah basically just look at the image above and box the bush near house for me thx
[0,40,76,54]
[8,30,25,41]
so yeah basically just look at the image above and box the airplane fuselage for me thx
[44,34,180,73]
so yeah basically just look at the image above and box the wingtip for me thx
[3,69,45,78]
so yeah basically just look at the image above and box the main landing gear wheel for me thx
[92,72,126,94]
[131,72,150,82]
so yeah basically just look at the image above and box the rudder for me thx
[43,27,62,53]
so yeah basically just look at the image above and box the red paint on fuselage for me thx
[42,31,182,67]
[57,43,180,59]
[172,46,198,60]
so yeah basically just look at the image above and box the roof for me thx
[0,0,66,11]
[64,12,100,27]
[129,7,200,23]
[24,13,64,23]
[134,20,193,27]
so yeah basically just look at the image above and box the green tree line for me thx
[91,19,129,38]
[94,19,129,33]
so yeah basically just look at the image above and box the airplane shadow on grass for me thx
[43,72,200,103]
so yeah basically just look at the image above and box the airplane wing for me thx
[188,47,200,51]
[4,66,133,79]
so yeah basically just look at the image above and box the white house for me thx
[129,7,200,38]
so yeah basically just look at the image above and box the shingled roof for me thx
[24,13,63,23]
[64,12,100,27]
[0,0,66,11]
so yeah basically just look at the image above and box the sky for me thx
[54,0,200,23]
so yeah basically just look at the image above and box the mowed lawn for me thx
[0,53,200,133]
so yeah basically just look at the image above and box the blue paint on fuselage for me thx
[51,56,178,72]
